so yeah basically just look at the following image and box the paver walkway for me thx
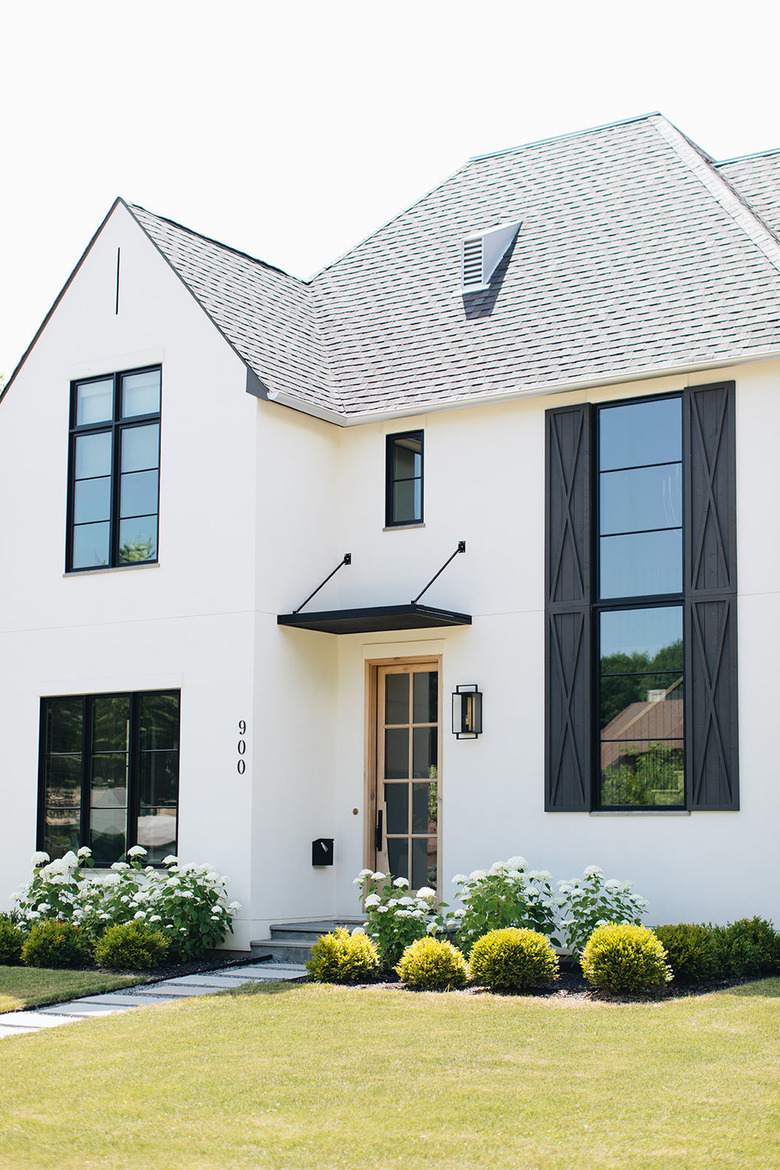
[0,961,308,1038]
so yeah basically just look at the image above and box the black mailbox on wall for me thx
[312,838,334,866]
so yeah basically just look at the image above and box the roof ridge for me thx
[128,202,308,285]
[653,117,780,271]
[716,147,780,166]
[466,112,664,162]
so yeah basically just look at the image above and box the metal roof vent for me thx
[460,221,520,294]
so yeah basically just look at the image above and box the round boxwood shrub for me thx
[717,918,780,978]
[21,920,92,969]
[395,937,469,991]
[0,916,26,966]
[469,928,559,993]
[653,923,721,985]
[581,923,672,996]
[306,928,380,983]
[94,921,170,971]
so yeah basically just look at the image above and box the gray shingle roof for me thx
[716,150,780,239]
[9,115,779,417]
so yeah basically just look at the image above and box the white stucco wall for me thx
[1,206,778,946]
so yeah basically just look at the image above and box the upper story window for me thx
[386,431,423,527]
[67,366,161,571]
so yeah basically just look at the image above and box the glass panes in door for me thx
[377,665,439,892]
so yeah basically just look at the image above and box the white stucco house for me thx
[2,113,780,948]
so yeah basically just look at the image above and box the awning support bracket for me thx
[412,541,466,604]
[294,553,352,614]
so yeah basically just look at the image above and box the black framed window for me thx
[67,366,161,570]
[386,431,423,526]
[596,396,685,808]
[38,690,179,865]
[545,383,738,813]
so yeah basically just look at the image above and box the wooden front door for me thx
[373,661,440,891]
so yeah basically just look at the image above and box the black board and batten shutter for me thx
[545,405,591,811]
[685,382,739,809]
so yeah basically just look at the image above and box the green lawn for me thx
[1,980,779,1169]
[0,965,143,1012]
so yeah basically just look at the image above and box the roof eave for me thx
[266,346,780,427]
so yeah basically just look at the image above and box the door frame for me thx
[363,654,443,883]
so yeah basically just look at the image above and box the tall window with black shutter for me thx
[545,383,738,811]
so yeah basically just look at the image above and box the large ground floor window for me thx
[38,690,179,864]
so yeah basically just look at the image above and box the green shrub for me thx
[448,861,561,954]
[395,937,469,991]
[469,928,559,993]
[710,918,780,978]
[581,923,672,995]
[306,928,380,984]
[653,924,722,984]
[93,921,169,970]
[21,920,92,969]
[354,871,435,968]
[0,915,26,965]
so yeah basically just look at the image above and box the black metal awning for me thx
[277,602,472,635]
[277,543,471,635]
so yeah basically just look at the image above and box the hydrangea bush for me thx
[353,870,437,968]
[445,859,561,953]
[557,866,648,955]
[12,848,240,961]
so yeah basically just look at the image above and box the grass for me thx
[0,979,779,1168]
[0,965,143,1012]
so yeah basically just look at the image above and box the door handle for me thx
[375,810,383,851]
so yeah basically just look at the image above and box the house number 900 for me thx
[237,720,247,774]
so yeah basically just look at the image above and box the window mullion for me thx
[81,696,91,850]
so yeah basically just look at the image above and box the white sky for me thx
[2,0,779,379]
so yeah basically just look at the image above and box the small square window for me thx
[386,431,423,527]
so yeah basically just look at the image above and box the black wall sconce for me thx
[452,684,483,739]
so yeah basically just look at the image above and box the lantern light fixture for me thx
[452,684,483,739]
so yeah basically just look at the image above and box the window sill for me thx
[383,523,425,532]
[64,561,160,578]
[589,809,690,817]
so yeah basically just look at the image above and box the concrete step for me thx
[250,918,366,963]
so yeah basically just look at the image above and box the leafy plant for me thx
[354,871,436,968]
[580,923,672,995]
[21,920,93,969]
[446,859,560,954]
[395,937,468,991]
[653,923,722,984]
[557,866,648,954]
[13,848,240,960]
[0,915,26,965]
[709,918,780,979]
[469,928,559,993]
[93,921,169,970]
[306,928,380,983]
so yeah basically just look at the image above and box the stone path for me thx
[0,961,308,1038]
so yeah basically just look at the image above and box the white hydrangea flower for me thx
[451,874,467,885]
[227,901,241,911]
[604,879,621,890]
[149,915,162,923]
[399,896,415,907]
[111,862,130,872]
[469,870,487,881]
[162,855,178,867]
[350,926,365,935]
[127,845,148,858]
[9,892,20,903]
[584,865,603,878]
[489,861,507,874]
[426,920,438,934]
[392,877,409,888]
[77,847,92,858]
[31,851,50,866]
[507,856,527,870]
[37,903,51,913]
[134,910,146,920]
[358,868,373,878]
[61,851,79,868]
[453,908,466,919]
[376,905,389,913]
[371,872,386,881]
[364,894,381,908]
[537,870,553,882]
[416,886,435,900]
